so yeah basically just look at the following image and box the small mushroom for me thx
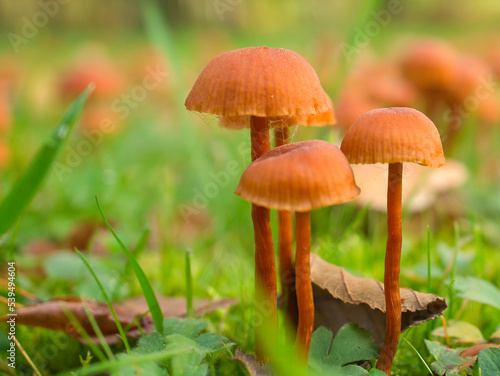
[341,107,445,375]
[236,140,359,362]
[185,46,330,361]
[400,39,458,119]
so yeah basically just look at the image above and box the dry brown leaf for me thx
[288,254,447,347]
[459,343,500,358]
[1,296,237,345]
[232,349,275,376]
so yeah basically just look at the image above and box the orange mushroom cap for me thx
[185,47,331,121]
[59,60,124,99]
[235,140,360,212]
[219,93,336,129]
[400,40,458,93]
[340,107,445,167]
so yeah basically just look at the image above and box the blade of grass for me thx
[82,300,115,360]
[6,218,20,261]
[448,222,460,318]
[400,335,433,375]
[0,85,93,236]
[427,225,431,293]
[95,196,164,334]
[111,223,151,300]
[185,248,193,317]
[61,303,108,362]
[74,247,131,352]
[12,336,42,376]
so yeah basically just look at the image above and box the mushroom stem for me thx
[377,162,403,375]
[295,211,313,362]
[251,116,270,161]
[444,104,462,154]
[274,126,295,333]
[250,115,277,361]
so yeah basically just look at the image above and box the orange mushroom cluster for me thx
[336,39,500,156]
[186,46,446,374]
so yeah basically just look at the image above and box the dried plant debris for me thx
[291,254,447,347]
[1,296,237,344]
[232,349,276,376]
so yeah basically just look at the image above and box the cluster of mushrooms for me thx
[185,46,445,375]
[336,39,500,155]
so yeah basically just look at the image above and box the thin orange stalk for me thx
[377,162,403,375]
[295,211,313,362]
[274,126,295,332]
[250,116,277,362]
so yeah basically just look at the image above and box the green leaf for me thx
[163,318,208,339]
[474,347,500,376]
[195,332,233,352]
[0,85,92,236]
[432,320,485,344]
[96,197,164,334]
[309,325,379,375]
[425,340,468,375]
[112,353,169,376]
[54,349,186,376]
[368,369,387,375]
[135,332,167,355]
[455,276,500,310]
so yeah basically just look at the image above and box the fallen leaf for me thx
[1,296,237,345]
[291,254,447,347]
[432,320,485,344]
[460,344,500,358]
[232,349,275,376]
[489,329,500,343]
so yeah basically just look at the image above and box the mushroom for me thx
[271,95,335,332]
[444,56,492,153]
[400,40,458,120]
[185,46,330,360]
[236,139,360,361]
[340,107,445,375]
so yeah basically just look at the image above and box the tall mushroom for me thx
[271,95,335,332]
[236,140,360,362]
[340,107,445,375]
[185,47,331,360]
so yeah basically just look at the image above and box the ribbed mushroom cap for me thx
[185,47,331,118]
[235,140,360,212]
[400,40,457,92]
[340,107,445,167]
[219,94,336,129]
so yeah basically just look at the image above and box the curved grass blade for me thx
[401,335,433,375]
[74,248,132,353]
[96,196,164,334]
[0,85,93,236]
